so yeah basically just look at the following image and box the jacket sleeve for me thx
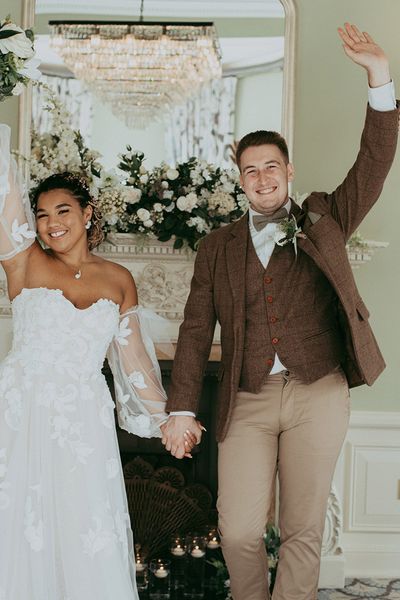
[107,306,168,438]
[166,237,217,414]
[303,103,399,241]
[0,124,36,261]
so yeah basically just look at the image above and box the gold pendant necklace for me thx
[54,255,83,280]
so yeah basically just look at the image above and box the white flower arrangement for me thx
[0,15,40,101]
[26,88,248,249]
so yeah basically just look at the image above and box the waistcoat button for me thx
[266,296,273,303]
[272,337,279,345]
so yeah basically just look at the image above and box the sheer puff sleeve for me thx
[0,124,36,261]
[107,306,169,438]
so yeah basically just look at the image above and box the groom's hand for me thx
[161,416,203,459]
[338,23,390,88]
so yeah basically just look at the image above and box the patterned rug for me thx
[318,579,400,599]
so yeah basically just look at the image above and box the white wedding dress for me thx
[0,124,168,600]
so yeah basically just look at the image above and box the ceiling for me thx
[35,0,285,18]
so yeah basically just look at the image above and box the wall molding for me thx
[349,410,400,429]
[339,410,400,579]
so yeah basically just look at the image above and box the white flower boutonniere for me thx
[274,215,306,257]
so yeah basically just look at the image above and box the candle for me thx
[207,538,219,549]
[135,561,146,572]
[171,546,185,557]
[155,566,169,578]
[191,546,206,558]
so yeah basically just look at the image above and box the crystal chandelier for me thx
[49,16,222,128]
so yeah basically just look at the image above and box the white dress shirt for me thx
[170,80,397,417]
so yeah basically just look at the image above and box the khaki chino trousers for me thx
[217,368,350,600]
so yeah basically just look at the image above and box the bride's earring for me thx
[85,220,91,230]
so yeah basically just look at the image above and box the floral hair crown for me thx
[62,172,90,193]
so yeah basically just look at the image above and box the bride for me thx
[0,124,196,600]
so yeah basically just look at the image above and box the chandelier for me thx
[49,18,222,127]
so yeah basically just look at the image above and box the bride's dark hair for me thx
[30,172,104,250]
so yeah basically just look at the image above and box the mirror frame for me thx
[18,0,296,163]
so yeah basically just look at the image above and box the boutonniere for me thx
[273,215,307,257]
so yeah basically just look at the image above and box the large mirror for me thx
[18,0,296,171]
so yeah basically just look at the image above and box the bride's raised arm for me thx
[107,305,169,439]
[0,124,36,263]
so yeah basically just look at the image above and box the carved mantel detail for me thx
[322,485,343,557]
[0,235,389,325]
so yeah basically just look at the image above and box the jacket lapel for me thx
[226,214,248,331]
[290,201,335,282]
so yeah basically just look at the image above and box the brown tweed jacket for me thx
[167,104,399,441]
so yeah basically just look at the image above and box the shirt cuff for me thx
[169,411,196,418]
[368,80,396,111]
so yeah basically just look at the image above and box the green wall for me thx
[292,1,400,411]
[0,0,22,146]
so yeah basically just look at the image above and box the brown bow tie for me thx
[252,207,289,232]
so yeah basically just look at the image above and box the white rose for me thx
[176,196,187,211]
[166,168,179,180]
[163,190,173,200]
[105,214,118,226]
[153,203,163,212]
[143,219,154,228]
[186,192,198,206]
[192,175,204,186]
[176,192,198,213]
[0,25,34,58]
[222,181,235,194]
[161,181,169,189]
[165,202,175,212]
[139,165,147,174]
[137,208,151,222]
[139,174,148,184]
[125,187,141,204]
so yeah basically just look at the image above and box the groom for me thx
[162,23,398,599]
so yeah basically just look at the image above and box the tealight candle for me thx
[135,561,146,572]
[207,538,219,549]
[155,566,169,579]
[171,545,185,557]
[191,546,206,558]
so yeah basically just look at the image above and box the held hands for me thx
[160,416,204,459]
[338,23,390,88]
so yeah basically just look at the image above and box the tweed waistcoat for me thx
[240,234,345,392]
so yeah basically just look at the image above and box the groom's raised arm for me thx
[161,237,217,458]
[303,24,398,238]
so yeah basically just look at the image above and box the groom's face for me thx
[239,144,294,215]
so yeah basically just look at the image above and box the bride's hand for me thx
[161,416,203,459]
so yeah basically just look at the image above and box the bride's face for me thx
[35,189,92,252]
